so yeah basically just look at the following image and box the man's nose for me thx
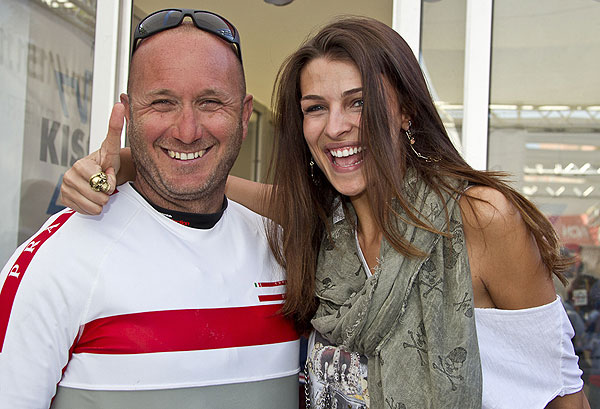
[174,105,200,143]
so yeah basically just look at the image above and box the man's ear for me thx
[240,94,254,141]
[120,93,131,123]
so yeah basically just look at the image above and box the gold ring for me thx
[89,171,111,193]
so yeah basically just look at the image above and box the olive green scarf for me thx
[311,177,482,408]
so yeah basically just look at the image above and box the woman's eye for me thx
[352,99,364,108]
[303,105,325,114]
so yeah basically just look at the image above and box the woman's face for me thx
[299,58,366,199]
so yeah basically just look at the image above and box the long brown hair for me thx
[266,16,568,331]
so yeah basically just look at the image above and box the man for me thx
[0,9,299,408]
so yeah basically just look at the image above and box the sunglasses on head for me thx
[132,9,242,63]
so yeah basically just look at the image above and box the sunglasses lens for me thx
[133,9,241,62]
[138,10,182,36]
[193,12,236,42]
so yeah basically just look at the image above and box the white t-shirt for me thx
[0,183,300,409]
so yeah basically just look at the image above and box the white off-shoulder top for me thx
[342,231,584,408]
[475,296,583,409]
[340,230,584,408]
[307,296,583,409]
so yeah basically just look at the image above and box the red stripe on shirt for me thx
[0,210,75,351]
[73,304,298,354]
[258,293,286,302]
[52,329,81,406]
[254,280,286,288]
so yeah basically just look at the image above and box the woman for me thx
[61,16,588,409]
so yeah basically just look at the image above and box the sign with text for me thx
[18,4,94,244]
[549,214,600,248]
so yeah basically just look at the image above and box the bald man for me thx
[0,9,299,409]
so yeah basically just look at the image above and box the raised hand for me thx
[60,103,125,214]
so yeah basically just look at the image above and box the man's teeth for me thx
[330,146,363,158]
[167,150,206,160]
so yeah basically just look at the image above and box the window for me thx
[488,1,600,400]
[0,0,96,264]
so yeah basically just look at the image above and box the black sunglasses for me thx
[132,9,242,63]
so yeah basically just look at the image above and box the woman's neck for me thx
[351,194,383,272]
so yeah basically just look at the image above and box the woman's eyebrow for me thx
[300,94,323,102]
[301,87,363,101]
[342,87,362,97]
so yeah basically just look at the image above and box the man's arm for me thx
[0,211,86,407]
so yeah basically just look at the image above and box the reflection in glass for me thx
[421,0,466,149]
[0,0,97,264]
[488,1,600,403]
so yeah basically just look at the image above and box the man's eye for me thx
[199,100,221,109]
[152,99,172,105]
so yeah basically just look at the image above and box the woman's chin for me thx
[330,181,367,200]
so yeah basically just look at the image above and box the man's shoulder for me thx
[57,191,136,235]
[13,187,145,263]
[226,198,263,216]
[225,199,269,229]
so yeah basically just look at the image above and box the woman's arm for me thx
[459,186,556,309]
[460,186,590,408]
[225,175,272,219]
[545,391,591,409]
[60,103,274,218]
[60,149,273,218]
[60,147,134,215]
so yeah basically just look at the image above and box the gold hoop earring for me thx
[405,120,439,163]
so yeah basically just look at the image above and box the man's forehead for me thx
[127,26,245,96]
[142,87,231,99]
[133,23,236,62]
[131,29,237,72]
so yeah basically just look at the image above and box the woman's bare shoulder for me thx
[458,185,520,235]
[458,185,556,309]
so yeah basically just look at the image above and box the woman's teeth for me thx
[330,146,363,158]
